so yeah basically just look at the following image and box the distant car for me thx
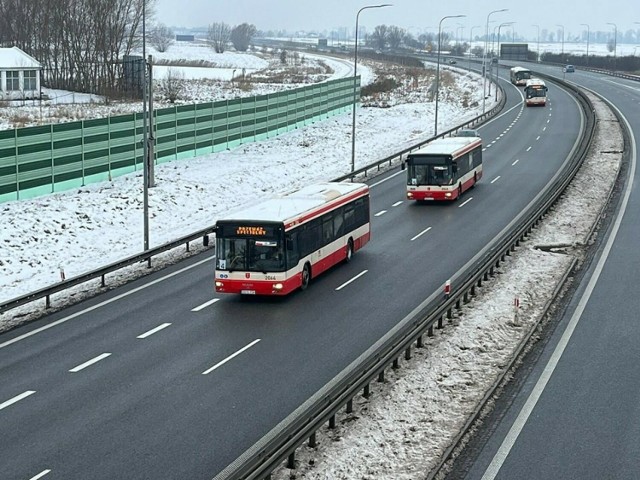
[448,59,457,65]
[564,64,575,73]
[456,129,480,138]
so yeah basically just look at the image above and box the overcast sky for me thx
[154,0,638,39]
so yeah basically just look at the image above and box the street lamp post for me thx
[607,22,618,70]
[351,4,392,173]
[435,14,466,136]
[469,25,480,71]
[141,0,149,253]
[495,22,514,95]
[556,24,564,57]
[581,23,590,65]
[482,8,508,113]
[532,24,540,62]
[456,24,464,46]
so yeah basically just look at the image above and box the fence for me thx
[0,76,359,203]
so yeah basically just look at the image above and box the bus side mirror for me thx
[401,161,405,171]
[452,164,458,173]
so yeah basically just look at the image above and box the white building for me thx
[0,46,42,100]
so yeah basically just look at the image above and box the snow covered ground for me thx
[0,42,624,479]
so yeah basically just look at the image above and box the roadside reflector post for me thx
[514,296,521,325]
[59,267,65,282]
[444,279,451,298]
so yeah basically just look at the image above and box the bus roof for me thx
[510,66,531,72]
[217,182,369,227]
[525,78,546,87]
[409,136,482,157]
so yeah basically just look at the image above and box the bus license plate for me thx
[241,290,256,295]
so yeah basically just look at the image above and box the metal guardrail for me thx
[212,76,596,480]
[0,86,507,318]
[0,225,216,315]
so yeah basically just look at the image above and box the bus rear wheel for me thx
[345,239,354,263]
[300,264,311,290]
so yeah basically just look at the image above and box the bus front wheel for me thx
[301,264,311,290]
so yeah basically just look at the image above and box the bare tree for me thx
[230,23,256,52]
[208,22,231,53]
[159,67,184,103]
[152,23,174,52]
[370,25,388,50]
[0,0,151,97]
[386,26,405,50]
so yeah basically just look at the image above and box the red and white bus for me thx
[524,78,548,106]
[510,66,532,86]
[405,136,483,202]
[214,182,370,295]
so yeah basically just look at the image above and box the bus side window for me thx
[322,215,334,245]
[286,232,299,267]
[333,207,345,238]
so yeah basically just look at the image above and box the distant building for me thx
[175,34,195,42]
[0,46,42,100]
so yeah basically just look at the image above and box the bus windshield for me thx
[526,87,546,98]
[408,156,454,186]
[217,237,285,272]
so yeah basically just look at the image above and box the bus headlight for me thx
[215,281,224,288]
[445,192,452,198]
[407,192,414,199]
[273,283,284,291]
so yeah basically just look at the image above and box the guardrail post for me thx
[186,241,190,252]
[447,307,452,319]
[438,315,443,329]
[346,399,353,413]
[309,433,316,448]
[405,346,411,360]
[287,452,295,469]
[329,415,336,429]
[203,235,209,247]
[392,358,399,369]
[428,325,434,337]
[464,291,469,304]
[417,334,423,348]
[363,384,370,398]
[46,295,51,309]
[378,370,385,382]
[471,285,476,296]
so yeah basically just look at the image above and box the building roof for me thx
[0,47,41,69]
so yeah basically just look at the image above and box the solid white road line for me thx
[137,323,172,339]
[202,339,261,375]
[69,353,111,373]
[191,298,220,312]
[335,270,369,291]
[0,390,36,411]
[411,227,432,242]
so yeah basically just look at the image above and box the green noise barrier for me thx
[0,76,359,203]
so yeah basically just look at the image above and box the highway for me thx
[0,75,585,479]
[446,65,640,479]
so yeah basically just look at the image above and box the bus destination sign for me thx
[236,226,268,236]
